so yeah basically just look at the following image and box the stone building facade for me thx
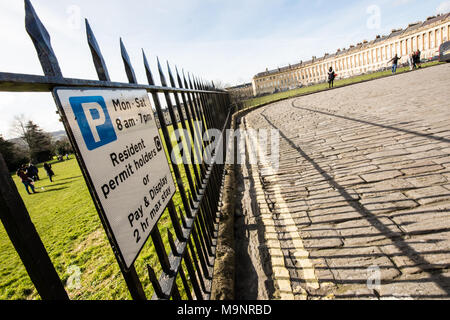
[251,13,450,97]
[225,83,254,103]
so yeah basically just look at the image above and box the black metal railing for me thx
[0,0,233,300]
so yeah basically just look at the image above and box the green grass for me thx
[0,123,204,300]
[243,61,444,109]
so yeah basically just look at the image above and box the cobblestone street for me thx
[237,64,450,300]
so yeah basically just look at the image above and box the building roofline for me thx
[253,11,449,79]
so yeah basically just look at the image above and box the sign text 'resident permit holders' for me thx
[53,88,176,270]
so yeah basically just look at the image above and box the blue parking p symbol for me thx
[69,96,117,151]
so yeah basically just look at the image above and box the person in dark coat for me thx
[414,50,421,68]
[389,54,401,74]
[17,166,36,195]
[43,163,55,182]
[27,163,39,181]
[328,67,336,88]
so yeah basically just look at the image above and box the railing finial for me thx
[166,61,176,88]
[85,19,110,81]
[120,38,137,84]
[157,57,168,87]
[24,0,62,77]
[175,66,183,88]
[142,49,155,86]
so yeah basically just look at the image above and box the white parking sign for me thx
[54,88,176,269]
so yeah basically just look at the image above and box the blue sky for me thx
[0,0,449,138]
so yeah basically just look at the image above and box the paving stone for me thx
[313,246,401,285]
[432,156,450,166]
[378,273,448,300]
[404,186,450,205]
[405,144,439,154]
[307,204,364,224]
[400,161,444,176]
[359,192,419,214]
[335,217,405,246]
[302,224,344,250]
[366,149,410,160]
[360,170,404,183]
[404,174,448,188]
[356,179,416,198]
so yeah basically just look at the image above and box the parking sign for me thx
[53,88,176,269]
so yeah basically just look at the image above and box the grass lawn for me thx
[243,61,445,109]
[0,123,204,300]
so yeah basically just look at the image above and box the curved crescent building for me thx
[230,13,449,98]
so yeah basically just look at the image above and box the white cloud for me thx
[437,1,450,14]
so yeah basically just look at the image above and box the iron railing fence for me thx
[0,0,233,300]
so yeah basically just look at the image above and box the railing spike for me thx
[182,70,190,89]
[175,66,183,88]
[147,265,167,299]
[142,49,155,86]
[120,38,137,84]
[157,57,167,87]
[179,206,187,229]
[24,0,62,77]
[167,230,179,257]
[166,61,176,88]
[188,73,194,90]
[85,19,110,82]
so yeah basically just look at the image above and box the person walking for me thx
[408,54,414,70]
[328,67,336,88]
[17,166,36,195]
[43,162,55,182]
[389,54,401,74]
[27,163,39,181]
[414,50,421,68]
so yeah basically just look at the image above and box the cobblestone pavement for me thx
[239,63,450,300]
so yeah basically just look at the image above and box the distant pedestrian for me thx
[414,50,421,68]
[328,67,336,88]
[27,163,39,181]
[389,54,401,74]
[408,54,414,70]
[43,163,55,182]
[17,166,36,195]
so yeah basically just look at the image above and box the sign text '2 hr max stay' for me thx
[54,88,176,269]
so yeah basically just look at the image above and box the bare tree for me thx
[212,80,232,90]
[10,114,32,147]
[10,115,54,163]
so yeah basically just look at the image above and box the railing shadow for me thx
[261,111,450,298]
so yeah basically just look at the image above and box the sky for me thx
[0,0,449,138]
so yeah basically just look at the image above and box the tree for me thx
[11,116,54,163]
[0,135,29,171]
[53,137,73,156]
[24,121,54,163]
[11,114,31,147]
